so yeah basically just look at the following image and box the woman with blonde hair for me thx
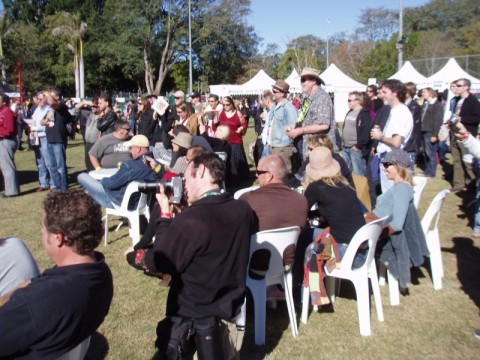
[371,149,428,295]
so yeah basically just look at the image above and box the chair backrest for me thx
[215,151,228,162]
[249,226,301,282]
[117,181,148,211]
[413,176,428,209]
[54,336,91,360]
[421,189,450,235]
[339,217,389,272]
[234,185,260,200]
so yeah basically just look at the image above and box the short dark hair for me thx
[382,79,407,103]
[43,190,103,255]
[172,125,189,136]
[209,94,219,102]
[98,92,112,106]
[191,153,225,187]
[114,119,130,131]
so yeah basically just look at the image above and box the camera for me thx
[137,176,183,204]
[448,114,460,127]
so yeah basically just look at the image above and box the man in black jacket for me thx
[144,152,253,359]
[96,92,118,136]
[450,78,480,192]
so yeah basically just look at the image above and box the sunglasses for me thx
[255,169,269,176]
[300,77,314,83]
[175,96,183,99]
[382,162,394,168]
[121,127,130,131]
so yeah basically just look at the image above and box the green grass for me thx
[1,126,480,359]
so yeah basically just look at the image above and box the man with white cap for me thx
[286,67,335,161]
[77,134,158,208]
[264,79,298,172]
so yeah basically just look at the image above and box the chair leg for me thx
[235,298,246,331]
[129,214,141,246]
[353,277,371,336]
[369,265,384,322]
[387,270,400,306]
[249,280,267,346]
[427,230,443,290]
[284,272,298,337]
[301,286,310,325]
[104,214,109,246]
[378,262,387,286]
[326,276,341,303]
[114,221,123,232]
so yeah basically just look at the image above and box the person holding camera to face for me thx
[129,152,254,359]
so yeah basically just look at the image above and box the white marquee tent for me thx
[229,69,275,96]
[389,61,428,87]
[427,58,480,91]
[320,64,367,123]
[285,68,302,93]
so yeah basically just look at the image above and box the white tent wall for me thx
[427,58,480,92]
[229,69,275,96]
[389,61,428,88]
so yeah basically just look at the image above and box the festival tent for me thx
[229,69,275,96]
[285,68,302,93]
[320,64,367,123]
[208,84,240,98]
[389,61,428,87]
[427,58,480,91]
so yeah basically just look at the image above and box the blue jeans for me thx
[340,147,366,176]
[77,172,114,208]
[33,137,50,189]
[422,131,438,177]
[46,142,67,191]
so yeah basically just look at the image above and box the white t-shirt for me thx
[377,103,413,154]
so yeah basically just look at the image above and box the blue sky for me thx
[247,0,431,52]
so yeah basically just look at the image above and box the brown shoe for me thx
[36,187,48,192]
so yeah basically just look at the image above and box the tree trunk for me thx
[144,47,154,95]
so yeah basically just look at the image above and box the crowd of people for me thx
[1,67,480,358]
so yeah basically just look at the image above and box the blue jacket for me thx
[269,99,297,147]
[101,154,158,206]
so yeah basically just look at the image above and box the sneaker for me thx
[474,329,480,339]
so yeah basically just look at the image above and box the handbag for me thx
[155,316,196,360]
[29,132,39,146]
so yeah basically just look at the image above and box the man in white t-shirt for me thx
[371,79,413,193]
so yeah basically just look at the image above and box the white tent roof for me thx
[427,58,480,91]
[320,64,366,92]
[208,84,240,98]
[389,61,428,86]
[285,68,302,93]
[229,69,275,95]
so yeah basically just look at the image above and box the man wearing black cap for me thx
[265,79,298,172]
[189,91,203,115]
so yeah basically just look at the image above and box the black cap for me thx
[190,91,200,99]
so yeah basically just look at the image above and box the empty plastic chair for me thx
[233,185,259,200]
[413,176,428,209]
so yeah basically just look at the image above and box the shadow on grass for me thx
[442,237,480,308]
[84,331,109,360]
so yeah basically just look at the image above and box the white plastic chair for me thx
[301,217,388,336]
[382,190,450,305]
[55,336,91,360]
[233,185,259,200]
[413,176,428,209]
[422,189,450,290]
[104,181,149,246]
[236,226,301,346]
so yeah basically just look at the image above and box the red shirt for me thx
[218,110,247,145]
[0,105,16,139]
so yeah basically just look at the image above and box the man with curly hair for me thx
[0,190,113,359]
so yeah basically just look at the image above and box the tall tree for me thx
[355,7,398,42]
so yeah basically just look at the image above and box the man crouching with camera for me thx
[133,152,254,359]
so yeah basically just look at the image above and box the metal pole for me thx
[188,0,193,95]
[397,0,404,71]
[326,19,330,68]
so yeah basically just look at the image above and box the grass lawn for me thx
[1,124,480,359]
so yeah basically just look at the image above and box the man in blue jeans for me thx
[41,89,73,191]
[77,134,158,208]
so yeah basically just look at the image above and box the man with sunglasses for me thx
[286,67,335,161]
[449,78,480,193]
[266,79,298,172]
[88,119,132,170]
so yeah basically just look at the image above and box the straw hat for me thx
[172,132,192,149]
[272,79,290,93]
[306,147,340,180]
[299,67,325,85]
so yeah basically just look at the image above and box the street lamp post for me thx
[397,0,404,71]
[326,19,330,68]
[188,0,193,95]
